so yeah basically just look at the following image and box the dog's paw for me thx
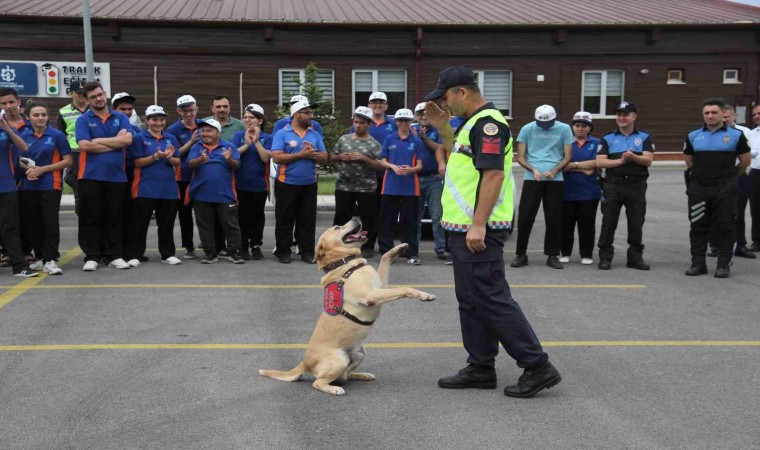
[327,386,346,396]
[419,292,436,302]
[384,243,408,259]
[348,372,376,381]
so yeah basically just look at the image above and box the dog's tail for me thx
[259,362,305,382]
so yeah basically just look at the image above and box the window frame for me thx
[351,69,407,111]
[723,69,741,85]
[278,68,335,107]
[581,70,626,118]
[666,69,686,85]
[473,69,513,118]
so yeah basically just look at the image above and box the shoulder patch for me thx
[483,123,499,136]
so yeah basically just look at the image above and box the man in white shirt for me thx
[747,104,760,252]
[724,105,756,257]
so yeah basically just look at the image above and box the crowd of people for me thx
[0,80,758,278]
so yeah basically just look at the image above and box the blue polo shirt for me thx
[232,131,272,192]
[273,117,323,136]
[564,136,601,201]
[599,128,654,178]
[0,129,20,193]
[130,130,181,200]
[516,121,573,182]
[380,132,423,196]
[167,119,203,182]
[74,108,132,182]
[16,126,71,192]
[271,125,326,185]
[411,123,442,175]
[684,124,749,179]
[188,139,240,204]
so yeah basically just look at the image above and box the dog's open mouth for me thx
[342,224,367,243]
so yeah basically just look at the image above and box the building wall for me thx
[1,19,757,152]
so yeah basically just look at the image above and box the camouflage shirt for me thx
[331,134,382,193]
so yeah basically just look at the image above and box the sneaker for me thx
[445,255,453,266]
[504,362,562,398]
[546,256,563,269]
[29,260,44,271]
[436,251,448,260]
[511,254,528,267]
[438,364,497,389]
[407,257,422,266]
[250,246,264,260]
[581,258,593,265]
[0,255,10,267]
[126,258,142,267]
[241,249,252,261]
[109,258,131,269]
[293,243,300,255]
[201,255,219,264]
[183,249,197,259]
[82,260,98,271]
[230,253,246,264]
[277,254,292,264]
[13,269,39,278]
[161,256,182,265]
[218,249,233,262]
[43,260,63,275]
[558,256,570,263]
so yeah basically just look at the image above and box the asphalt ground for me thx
[1,165,759,449]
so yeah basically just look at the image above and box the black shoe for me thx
[685,264,707,276]
[747,242,760,252]
[218,249,233,261]
[706,245,718,257]
[361,248,374,259]
[436,251,449,261]
[241,249,252,261]
[626,259,650,270]
[250,246,264,260]
[511,254,528,268]
[301,254,315,264]
[598,259,611,270]
[277,254,292,264]
[714,266,730,278]
[201,255,218,264]
[230,252,245,264]
[734,247,756,259]
[138,255,149,262]
[437,364,497,389]
[503,362,561,398]
[13,269,39,278]
[546,255,563,269]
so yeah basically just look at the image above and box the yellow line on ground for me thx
[0,247,82,310]
[0,340,759,352]
[0,283,646,289]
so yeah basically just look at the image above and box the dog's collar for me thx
[322,254,361,273]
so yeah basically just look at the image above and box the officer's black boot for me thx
[510,254,528,268]
[685,257,707,276]
[438,364,496,389]
[504,362,561,398]
[714,264,731,279]
[626,249,650,270]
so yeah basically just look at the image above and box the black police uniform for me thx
[684,124,750,271]
[448,103,548,369]
[597,128,654,265]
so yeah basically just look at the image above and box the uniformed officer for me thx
[57,79,89,214]
[595,101,654,271]
[424,66,560,398]
[684,98,751,278]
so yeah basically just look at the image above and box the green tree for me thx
[276,62,343,173]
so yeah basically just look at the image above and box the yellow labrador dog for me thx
[259,218,436,395]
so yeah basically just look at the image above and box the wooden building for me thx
[1,0,759,152]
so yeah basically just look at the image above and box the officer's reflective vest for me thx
[59,104,84,151]
[441,108,513,232]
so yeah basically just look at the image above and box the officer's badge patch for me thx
[483,123,498,136]
[323,282,343,316]
[289,140,298,148]
[634,138,642,147]
[723,136,731,144]
[481,137,501,154]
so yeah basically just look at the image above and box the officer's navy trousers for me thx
[598,179,647,261]
[688,178,736,266]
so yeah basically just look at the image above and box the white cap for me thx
[369,92,388,102]
[534,105,557,122]
[289,95,308,104]
[145,105,167,118]
[414,102,427,113]
[353,106,373,121]
[394,108,414,120]
[176,95,196,107]
[245,103,265,117]
[112,92,136,106]
[572,111,593,126]
[200,118,221,133]
[290,100,311,116]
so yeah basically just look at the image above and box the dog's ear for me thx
[314,235,326,262]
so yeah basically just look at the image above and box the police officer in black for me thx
[596,101,653,270]
[684,98,751,278]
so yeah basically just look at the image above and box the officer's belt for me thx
[604,175,646,184]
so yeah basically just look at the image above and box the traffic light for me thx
[41,64,59,95]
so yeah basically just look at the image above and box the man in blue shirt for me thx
[596,101,654,271]
[272,95,323,136]
[75,81,133,271]
[512,105,573,269]
[270,100,328,263]
[187,118,244,264]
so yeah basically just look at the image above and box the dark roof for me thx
[1,0,758,26]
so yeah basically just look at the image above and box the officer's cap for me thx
[615,101,637,113]
[424,66,477,101]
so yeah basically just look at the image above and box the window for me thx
[723,69,741,84]
[352,70,406,113]
[582,70,625,117]
[474,70,512,117]
[278,68,334,106]
[667,69,685,85]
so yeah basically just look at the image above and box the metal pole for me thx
[83,0,95,83]
[239,73,244,119]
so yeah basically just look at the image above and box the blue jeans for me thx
[417,174,446,254]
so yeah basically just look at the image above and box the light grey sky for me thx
[729,0,760,6]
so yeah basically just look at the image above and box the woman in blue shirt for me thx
[17,102,72,275]
[560,112,601,265]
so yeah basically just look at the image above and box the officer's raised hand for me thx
[424,101,450,131]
